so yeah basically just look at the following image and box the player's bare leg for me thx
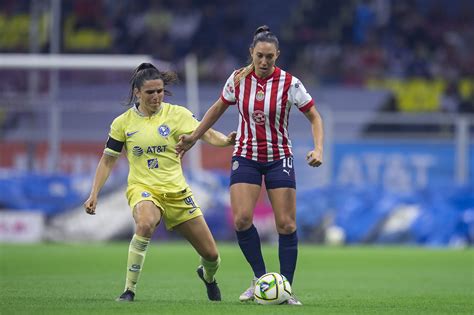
[175,216,221,301]
[117,201,161,302]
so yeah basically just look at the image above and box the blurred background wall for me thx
[0,0,473,246]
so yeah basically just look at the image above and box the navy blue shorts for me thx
[230,156,296,189]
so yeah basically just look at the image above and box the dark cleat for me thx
[116,289,135,302]
[197,265,221,301]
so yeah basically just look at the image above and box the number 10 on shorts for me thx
[282,157,293,169]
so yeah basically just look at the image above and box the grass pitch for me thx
[0,242,473,314]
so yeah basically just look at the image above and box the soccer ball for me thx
[254,272,292,305]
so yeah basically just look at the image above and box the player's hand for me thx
[226,131,237,146]
[176,134,197,159]
[84,195,98,215]
[306,148,323,167]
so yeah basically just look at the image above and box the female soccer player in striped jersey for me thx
[176,25,324,305]
[84,63,236,302]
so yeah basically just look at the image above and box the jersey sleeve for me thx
[176,106,200,135]
[220,71,237,105]
[104,115,125,157]
[289,76,315,112]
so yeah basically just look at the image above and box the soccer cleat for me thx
[285,294,303,305]
[116,289,135,302]
[239,278,256,302]
[197,265,221,301]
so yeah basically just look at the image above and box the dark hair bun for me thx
[254,25,271,36]
[137,63,157,72]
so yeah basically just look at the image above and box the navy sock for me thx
[236,224,266,278]
[279,230,298,284]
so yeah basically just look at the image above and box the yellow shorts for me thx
[126,184,202,230]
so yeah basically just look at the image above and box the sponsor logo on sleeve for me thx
[226,82,234,94]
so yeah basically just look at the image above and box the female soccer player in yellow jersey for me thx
[84,63,236,302]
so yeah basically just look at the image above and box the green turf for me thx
[1,242,473,314]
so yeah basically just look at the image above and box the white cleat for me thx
[239,278,256,302]
[285,294,303,305]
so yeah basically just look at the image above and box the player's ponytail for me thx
[234,25,279,86]
[233,64,254,86]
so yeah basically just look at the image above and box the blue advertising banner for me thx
[292,139,473,192]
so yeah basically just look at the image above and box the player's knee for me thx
[276,220,296,234]
[203,249,219,262]
[233,215,253,231]
[135,221,156,236]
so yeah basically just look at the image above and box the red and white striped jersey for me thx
[220,67,315,162]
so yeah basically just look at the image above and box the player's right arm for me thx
[84,112,128,214]
[176,71,237,158]
[201,128,237,147]
[85,114,125,215]
[176,98,230,158]
[84,153,119,215]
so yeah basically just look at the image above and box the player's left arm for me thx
[201,128,237,147]
[303,106,324,167]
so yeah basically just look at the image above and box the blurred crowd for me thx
[284,0,474,85]
[0,0,473,112]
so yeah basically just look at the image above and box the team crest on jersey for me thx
[158,124,170,137]
[252,110,266,125]
[255,90,265,101]
[232,160,239,171]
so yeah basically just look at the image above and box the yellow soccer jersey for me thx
[104,102,199,192]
